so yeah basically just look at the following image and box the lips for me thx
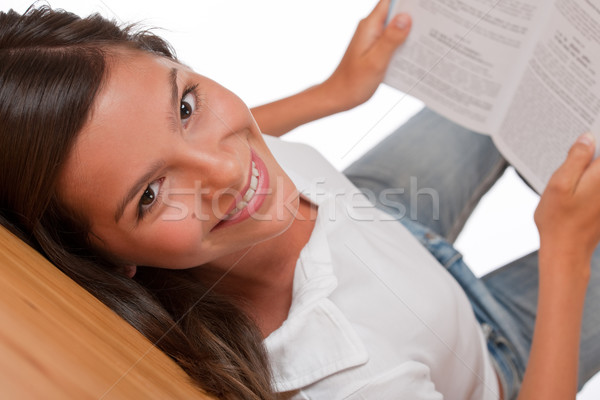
[212,149,269,231]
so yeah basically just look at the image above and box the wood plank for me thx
[0,226,213,399]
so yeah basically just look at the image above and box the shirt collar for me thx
[264,197,369,392]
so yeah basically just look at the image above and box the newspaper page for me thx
[493,0,600,192]
[384,0,548,133]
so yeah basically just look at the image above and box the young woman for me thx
[1,2,599,399]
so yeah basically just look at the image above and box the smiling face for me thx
[59,48,300,270]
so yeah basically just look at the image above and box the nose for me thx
[164,142,248,222]
[177,144,247,196]
[174,82,254,210]
[170,135,251,228]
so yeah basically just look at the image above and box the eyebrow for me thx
[114,160,166,223]
[169,67,179,115]
[113,67,179,223]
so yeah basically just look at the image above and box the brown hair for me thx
[0,6,275,399]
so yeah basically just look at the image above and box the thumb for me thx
[368,13,412,63]
[552,132,596,190]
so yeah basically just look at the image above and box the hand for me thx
[535,133,600,273]
[519,132,598,400]
[250,1,411,136]
[322,0,412,111]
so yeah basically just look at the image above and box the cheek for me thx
[147,218,207,268]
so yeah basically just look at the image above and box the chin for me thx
[256,189,301,240]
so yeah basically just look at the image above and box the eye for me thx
[138,178,163,218]
[180,91,196,124]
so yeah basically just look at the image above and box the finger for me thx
[576,136,600,192]
[366,0,392,24]
[355,0,397,49]
[551,132,596,190]
[367,13,412,65]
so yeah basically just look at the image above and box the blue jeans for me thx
[344,108,600,400]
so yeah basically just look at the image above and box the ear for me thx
[123,265,137,278]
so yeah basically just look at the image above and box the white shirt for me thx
[263,136,499,400]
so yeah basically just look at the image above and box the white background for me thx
[3,0,598,397]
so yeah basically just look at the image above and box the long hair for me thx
[0,7,275,399]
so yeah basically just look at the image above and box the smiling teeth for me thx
[227,161,259,216]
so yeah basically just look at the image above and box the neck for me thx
[196,197,317,337]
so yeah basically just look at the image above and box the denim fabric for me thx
[344,108,600,399]
[344,108,507,243]
[482,249,600,392]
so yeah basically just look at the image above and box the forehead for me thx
[58,50,177,220]
[95,50,177,125]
